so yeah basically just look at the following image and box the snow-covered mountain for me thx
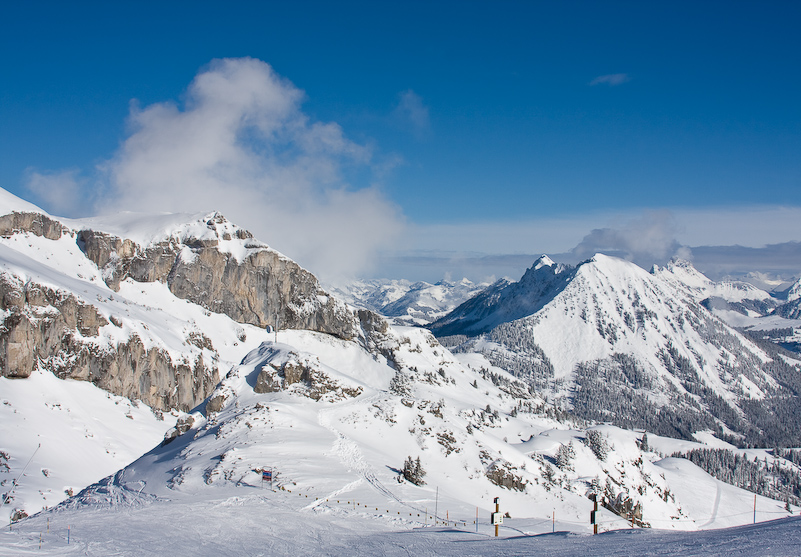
[334,277,489,325]
[431,254,801,446]
[59,328,798,538]
[0,187,364,522]
[774,278,801,319]
[654,259,779,320]
[3,187,800,545]
[332,278,414,311]
[429,255,570,337]
[653,260,800,353]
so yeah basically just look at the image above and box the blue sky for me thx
[2,1,800,282]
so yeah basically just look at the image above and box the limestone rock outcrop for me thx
[0,207,375,412]
[0,212,66,240]
[252,352,363,402]
[0,275,216,411]
[78,213,358,340]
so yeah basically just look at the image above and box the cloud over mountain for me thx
[569,210,684,267]
[28,58,405,281]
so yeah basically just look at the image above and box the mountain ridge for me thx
[432,253,801,445]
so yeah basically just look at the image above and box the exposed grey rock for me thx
[77,213,359,340]
[0,212,66,240]
[205,393,228,414]
[0,275,217,411]
[253,356,362,401]
[162,414,196,445]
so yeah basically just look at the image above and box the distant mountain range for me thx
[332,277,489,325]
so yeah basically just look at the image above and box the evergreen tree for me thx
[585,430,609,461]
[556,442,575,470]
[402,455,426,486]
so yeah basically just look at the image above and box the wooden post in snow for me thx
[494,497,500,537]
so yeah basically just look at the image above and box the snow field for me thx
[3,490,801,556]
[58,326,795,543]
[0,369,178,524]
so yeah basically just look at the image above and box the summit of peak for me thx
[533,254,555,269]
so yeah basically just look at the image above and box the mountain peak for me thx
[533,254,555,269]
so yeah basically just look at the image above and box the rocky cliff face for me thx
[0,274,216,411]
[0,211,67,241]
[78,213,358,339]
[1,206,365,412]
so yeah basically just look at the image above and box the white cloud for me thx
[590,73,630,86]
[25,168,86,217]
[393,90,430,137]
[570,210,682,267]
[94,57,404,281]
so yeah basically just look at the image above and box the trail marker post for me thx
[491,497,502,537]
[590,493,598,534]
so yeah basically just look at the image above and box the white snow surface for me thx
[2,492,800,556]
[0,189,46,215]
[654,259,772,304]
[0,369,178,521]
[3,190,800,554]
[2,334,798,554]
[23,330,790,546]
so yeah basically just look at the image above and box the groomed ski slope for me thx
[2,491,800,556]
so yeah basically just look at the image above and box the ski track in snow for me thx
[701,482,723,528]
[317,402,405,509]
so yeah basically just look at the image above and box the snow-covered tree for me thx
[585,430,609,461]
[640,433,649,453]
[556,441,575,470]
[402,456,426,486]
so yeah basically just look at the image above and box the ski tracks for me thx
[317,404,403,509]
[701,481,723,528]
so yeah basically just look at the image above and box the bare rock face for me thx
[78,213,359,340]
[0,212,66,240]
[0,209,374,412]
[0,275,217,411]
[253,355,362,401]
